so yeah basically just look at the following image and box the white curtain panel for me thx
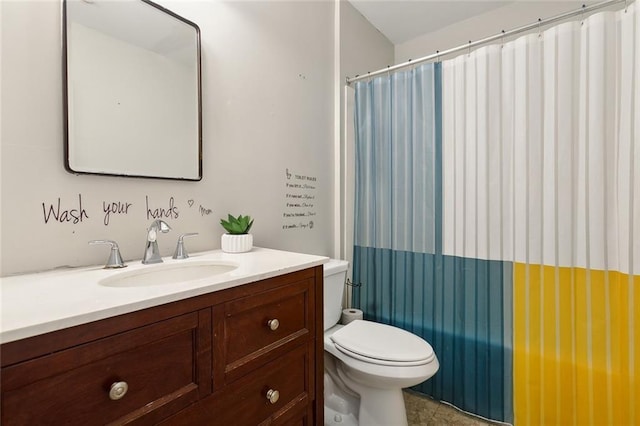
[441,4,640,275]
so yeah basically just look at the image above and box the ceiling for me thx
[348,1,514,44]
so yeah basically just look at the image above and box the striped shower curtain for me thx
[352,3,639,424]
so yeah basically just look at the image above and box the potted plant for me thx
[220,214,254,253]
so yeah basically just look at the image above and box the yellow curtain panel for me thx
[514,266,640,425]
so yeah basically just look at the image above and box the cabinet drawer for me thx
[217,343,311,426]
[217,279,312,382]
[1,311,210,425]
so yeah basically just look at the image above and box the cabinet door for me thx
[214,278,314,383]
[1,310,211,425]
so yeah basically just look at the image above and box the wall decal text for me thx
[282,168,317,231]
[146,196,179,220]
[39,195,211,226]
[103,201,133,226]
[42,194,89,224]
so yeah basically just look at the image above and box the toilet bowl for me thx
[323,260,439,426]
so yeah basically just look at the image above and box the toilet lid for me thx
[330,320,434,364]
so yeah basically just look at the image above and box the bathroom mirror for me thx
[63,0,202,180]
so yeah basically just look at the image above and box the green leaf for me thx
[220,214,254,234]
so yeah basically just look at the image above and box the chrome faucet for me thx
[173,233,199,260]
[142,219,171,264]
[89,240,127,269]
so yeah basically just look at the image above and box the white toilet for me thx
[323,259,439,426]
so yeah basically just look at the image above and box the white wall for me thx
[1,0,335,275]
[340,0,394,80]
[395,1,593,64]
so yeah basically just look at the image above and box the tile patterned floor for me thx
[404,391,499,426]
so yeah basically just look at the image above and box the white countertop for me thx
[0,247,328,344]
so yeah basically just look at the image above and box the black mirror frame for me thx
[61,0,203,181]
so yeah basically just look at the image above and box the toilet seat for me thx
[330,320,435,367]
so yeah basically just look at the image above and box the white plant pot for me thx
[221,233,253,253]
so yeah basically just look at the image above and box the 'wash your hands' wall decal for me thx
[41,194,214,226]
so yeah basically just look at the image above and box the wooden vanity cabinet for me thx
[0,266,324,426]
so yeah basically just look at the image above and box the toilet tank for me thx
[323,259,349,331]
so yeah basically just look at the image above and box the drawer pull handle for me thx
[267,319,280,331]
[266,388,280,404]
[109,381,129,400]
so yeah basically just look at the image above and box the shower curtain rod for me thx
[346,0,628,84]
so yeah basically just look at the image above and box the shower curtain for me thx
[352,3,639,424]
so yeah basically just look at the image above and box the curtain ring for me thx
[468,40,472,57]
[581,3,586,26]
[625,0,628,13]
[538,18,542,38]
[407,58,415,70]
[436,50,440,63]
[501,30,505,49]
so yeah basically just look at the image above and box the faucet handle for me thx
[173,233,199,260]
[89,240,127,269]
[147,220,172,242]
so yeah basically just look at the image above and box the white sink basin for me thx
[99,261,238,288]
